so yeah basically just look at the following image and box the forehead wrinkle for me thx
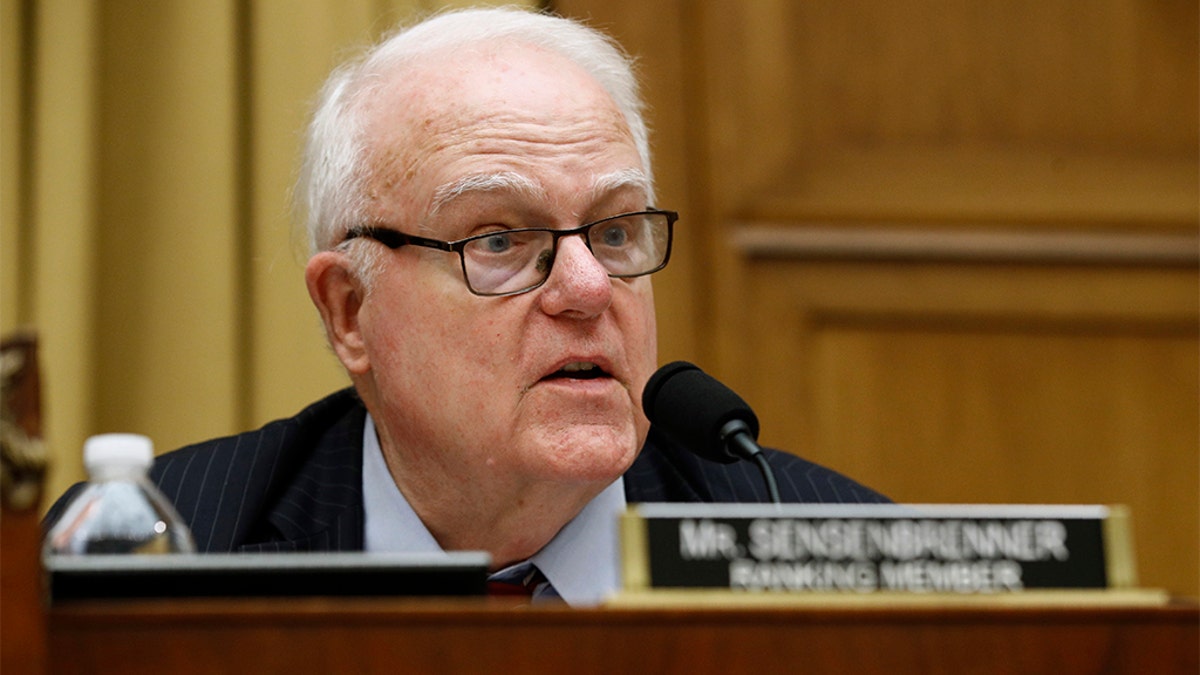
[428,171,546,218]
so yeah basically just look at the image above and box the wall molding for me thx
[731,224,1200,267]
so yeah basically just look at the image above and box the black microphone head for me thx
[642,361,760,464]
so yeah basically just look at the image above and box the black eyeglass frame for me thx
[342,208,677,297]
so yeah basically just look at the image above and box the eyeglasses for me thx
[343,209,676,297]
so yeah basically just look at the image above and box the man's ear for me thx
[305,251,370,375]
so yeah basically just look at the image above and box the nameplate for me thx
[621,504,1135,594]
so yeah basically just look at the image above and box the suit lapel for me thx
[624,427,707,503]
[246,394,365,552]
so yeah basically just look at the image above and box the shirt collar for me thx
[360,413,625,606]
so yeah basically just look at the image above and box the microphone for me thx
[642,361,781,503]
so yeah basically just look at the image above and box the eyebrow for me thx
[428,168,653,218]
[429,172,546,217]
[589,168,652,205]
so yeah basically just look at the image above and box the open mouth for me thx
[544,361,611,381]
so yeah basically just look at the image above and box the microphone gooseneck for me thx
[642,361,781,504]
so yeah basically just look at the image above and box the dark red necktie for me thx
[486,567,546,603]
[487,579,536,597]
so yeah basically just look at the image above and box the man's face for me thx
[347,46,658,496]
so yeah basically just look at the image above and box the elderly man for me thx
[47,7,886,605]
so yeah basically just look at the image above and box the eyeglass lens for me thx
[461,211,671,295]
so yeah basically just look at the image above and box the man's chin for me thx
[524,425,641,484]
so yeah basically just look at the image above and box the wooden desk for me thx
[49,597,1198,674]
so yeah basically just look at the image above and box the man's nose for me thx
[536,234,613,318]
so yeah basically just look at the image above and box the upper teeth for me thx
[561,362,597,372]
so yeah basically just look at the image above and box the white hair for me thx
[295,6,653,258]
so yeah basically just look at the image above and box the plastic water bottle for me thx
[43,434,196,555]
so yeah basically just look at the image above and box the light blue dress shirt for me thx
[361,414,625,606]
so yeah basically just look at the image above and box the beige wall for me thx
[1,0,533,509]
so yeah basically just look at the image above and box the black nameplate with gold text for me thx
[621,504,1135,594]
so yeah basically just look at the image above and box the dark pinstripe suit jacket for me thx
[48,388,889,552]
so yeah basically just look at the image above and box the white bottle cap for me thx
[83,433,154,475]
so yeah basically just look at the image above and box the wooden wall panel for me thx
[94,0,242,448]
[1,0,22,335]
[695,0,1198,222]
[247,1,378,426]
[733,258,1197,596]
[557,0,1199,596]
[26,1,103,506]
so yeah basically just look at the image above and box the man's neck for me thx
[367,419,611,569]
[416,479,600,569]
[362,415,627,605]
